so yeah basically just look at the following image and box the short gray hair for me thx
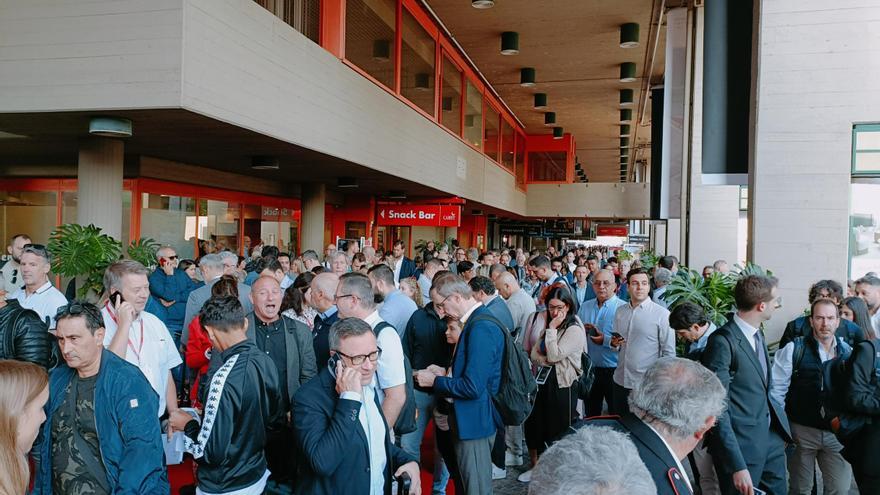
[855,275,880,288]
[433,275,473,299]
[301,249,320,262]
[654,267,673,285]
[199,253,223,272]
[529,426,657,495]
[338,272,376,310]
[329,317,373,350]
[629,357,726,441]
[103,259,150,293]
[713,259,728,271]
[157,245,175,259]
[331,251,349,263]
[218,251,238,264]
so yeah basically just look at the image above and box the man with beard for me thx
[0,233,30,294]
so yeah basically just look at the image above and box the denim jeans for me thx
[400,390,450,494]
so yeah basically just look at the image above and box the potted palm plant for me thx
[47,224,122,300]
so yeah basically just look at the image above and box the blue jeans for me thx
[400,390,450,494]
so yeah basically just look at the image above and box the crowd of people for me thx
[2,232,880,495]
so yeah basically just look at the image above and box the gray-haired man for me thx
[182,254,252,345]
[576,357,726,495]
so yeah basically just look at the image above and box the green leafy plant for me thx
[47,224,122,299]
[638,249,660,270]
[616,249,633,262]
[127,237,160,270]
[664,263,771,327]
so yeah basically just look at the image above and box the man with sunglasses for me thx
[148,246,198,349]
[10,243,68,330]
[0,233,31,295]
[292,317,420,495]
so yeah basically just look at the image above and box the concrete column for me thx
[301,183,326,254]
[77,138,124,239]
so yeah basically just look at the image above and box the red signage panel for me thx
[377,205,461,227]
[596,225,629,237]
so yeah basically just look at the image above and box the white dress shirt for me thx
[364,310,406,405]
[341,383,388,495]
[12,280,68,329]
[102,306,183,416]
[871,311,880,339]
[392,257,403,286]
[733,314,760,353]
[612,298,675,389]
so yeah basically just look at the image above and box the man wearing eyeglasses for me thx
[148,246,198,348]
[10,243,68,330]
[0,233,31,295]
[292,317,421,495]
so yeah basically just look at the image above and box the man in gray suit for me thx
[181,254,252,345]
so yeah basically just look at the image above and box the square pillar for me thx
[77,138,124,239]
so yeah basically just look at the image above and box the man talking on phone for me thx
[293,317,421,495]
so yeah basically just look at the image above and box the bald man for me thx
[496,272,537,341]
[310,272,340,364]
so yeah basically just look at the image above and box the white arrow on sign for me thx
[380,209,385,219]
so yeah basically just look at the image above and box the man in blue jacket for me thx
[32,301,168,494]
[148,246,199,344]
[293,317,420,495]
[416,275,504,494]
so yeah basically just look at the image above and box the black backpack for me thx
[555,323,595,401]
[466,314,537,426]
[791,336,851,431]
[373,322,417,435]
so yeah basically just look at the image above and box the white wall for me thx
[752,0,880,340]
[526,183,650,218]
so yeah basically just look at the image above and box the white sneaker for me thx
[505,452,522,466]
[517,469,532,483]
[492,465,507,480]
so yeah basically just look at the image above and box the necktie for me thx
[753,331,768,379]
[313,314,322,337]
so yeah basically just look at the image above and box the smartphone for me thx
[109,291,125,306]
[159,257,167,267]
[535,366,553,385]
[584,324,600,337]
[396,472,411,495]
[327,353,343,376]
[611,332,624,340]
[753,489,767,495]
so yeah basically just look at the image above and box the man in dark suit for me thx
[576,357,726,495]
[701,274,793,495]
[390,240,417,285]
[415,275,504,494]
[310,272,340,365]
[293,317,420,495]
[182,253,252,345]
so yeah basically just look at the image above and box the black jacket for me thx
[184,340,283,493]
[843,340,880,478]
[779,315,865,349]
[293,367,417,495]
[0,299,52,367]
[313,310,340,367]
[402,303,451,392]
[700,319,792,476]
[398,257,417,281]
[577,414,692,495]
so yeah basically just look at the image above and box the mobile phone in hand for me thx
[611,332,624,340]
[396,472,411,495]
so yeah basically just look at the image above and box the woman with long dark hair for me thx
[281,272,318,329]
[841,296,876,340]
[519,285,586,483]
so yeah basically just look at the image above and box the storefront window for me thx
[141,193,197,260]
[199,200,240,256]
[527,151,568,182]
[501,118,514,171]
[440,56,462,135]
[850,180,880,279]
[345,0,396,90]
[484,104,500,162]
[254,0,320,43]
[0,191,57,245]
[464,80,483,149]
[400,8,435,116]
[346,221,367,240]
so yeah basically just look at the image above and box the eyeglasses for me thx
[436,294,452,310]
[337,348,382,366]
[165,255,179,260]
[547,303,567,311]
[335,293,355,303]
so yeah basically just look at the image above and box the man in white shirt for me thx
[11,243,67,330]
[770,299,854,494]
[335,272,407,430]
[418,258,444,306]
[854,275,880,338]
[0,233,31,295]
[101,260,182,419]
[610,268,675,415]
[652,267,673,308]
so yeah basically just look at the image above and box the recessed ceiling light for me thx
[620,89,634,107]
[620,63,637,83]
[337,177,358,188]
[620,23,640,48]
[89,117,132,138]
[544,112,556,126]
[501,32,519,55]
[520,67,536,87]
[472,0,494,9]
[251,156,279,170]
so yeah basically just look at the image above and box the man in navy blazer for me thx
[293,318,420,495]
[701,275,793,495]
[416,275,504,494]
[390,240,417,285]
[469,275,515,333]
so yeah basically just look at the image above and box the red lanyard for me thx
[105,303,144,364]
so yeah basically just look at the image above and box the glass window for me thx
[527,151,568,182]
[346,221,367,240]
[199,200,240,256]
[849,181,880,279]
[254,0,320,43]
[464,80,483,149]
[0,191,57,246]
[484,104,500,162]
[440,56,462,135]
[60,190,130,247]
[345,0,396,90]
[400,8,435,116]
[501,118,514,171]
[515,133,526,190]
[141,193,197,260]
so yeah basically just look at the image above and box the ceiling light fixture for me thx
[620,124,631,137]
[442,97,454,112]
[620,23,640,48]
[620,62,637,83]
[620,89,634,107]
[544,112,556,126]
[553,127,564,139]
[415,73,431,91]
[501,32,519,55]
[250,156,279,170]
[372,40,391,61]
[620,109,633,124]
[533,93,547,109]
[472,0,494,9]
[388,190,407,200]
[88,117,132,138]
[520,67,536,87]
[620,137,630,148]
[337,177,358,188]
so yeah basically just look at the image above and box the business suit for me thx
[312,309,339,367]
[701,318,792,495]
[396,257,417,283]
[293,367,418,495]
[433,304,504,494]
[485,295,515,334]
[245,313,317,402]
[578,413,693,495]
[182,277,252,345]
[843,339,880,492]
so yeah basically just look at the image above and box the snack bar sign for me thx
[377,205,461,227]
